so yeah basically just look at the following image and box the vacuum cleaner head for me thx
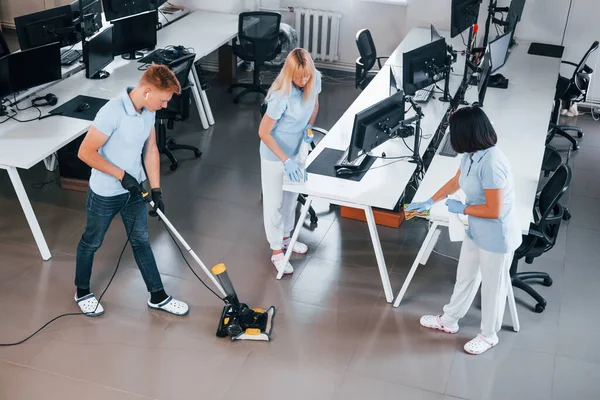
[212,264,276,342]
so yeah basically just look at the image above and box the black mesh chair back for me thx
[536,164,571,247]
[356,29,377,73]
[158,53,196,119]
[238,12,281,61]
[0,30,10,58]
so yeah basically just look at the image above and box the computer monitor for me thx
[402,38,447,96]
[347,90,406,163]
[489,30,512,73]
[102,0,153,22]
[14,5,77,50]
[71,0,103,37]
[84,27,114,79]
[0,42,62,97]
[112,11,157,60]
[14,1,102,51]
[505,0,526,47]
[450,0,482,38]
[477,49,492,106]
[431,23,442,42]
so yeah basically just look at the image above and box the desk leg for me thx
[393,221,440,307]
[191,66,215,126]
[188,70,209,130]
[507,279,520,332]
[6,166,51,261]
[364,206,394,303]
[277,196,312,280]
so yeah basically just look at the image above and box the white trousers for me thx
[260,157,300,251]
[440,235,513,340]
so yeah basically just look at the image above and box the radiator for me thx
[294,8,342,62]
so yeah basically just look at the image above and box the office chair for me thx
[540,145,571,220]
[259,101,328,225]
[355,29,388,90]
[510,163,572,313]
[228,12,282,104]
[0,30,10,58]
[547,41,599,151]
[155,53,201,171]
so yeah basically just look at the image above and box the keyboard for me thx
[413,84,435,103]
[335,150,369,170]
[61,49,81,66]
[439,134,458,157]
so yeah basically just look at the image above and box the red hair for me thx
[141,64,181,94]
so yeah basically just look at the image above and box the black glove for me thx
[149,188,164,218]
[120,171,142,194]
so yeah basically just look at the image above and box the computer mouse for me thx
[76,103,91,112]
[336,167,355,176]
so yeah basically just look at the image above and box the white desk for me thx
[0,10,239,261]
[279,28,463,303]
[392,37,562,308]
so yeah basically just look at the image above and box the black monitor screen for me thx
[348,90,406,162]
[14,5,77,50]
[478,49,491,106]
[450,0,482,38]
[85,27,114,78]
[8,42,62,93]
[102,0,153,22]
[71,0,103,37]
[505,0,526,45]
[112,11,157,57]
[489,31,512,73]
[0,57,11,98]
[402,38,447,96]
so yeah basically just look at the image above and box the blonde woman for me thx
[258,48,321,275]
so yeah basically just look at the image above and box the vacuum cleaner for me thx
[140,189,276,342]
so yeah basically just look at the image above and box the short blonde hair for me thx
[141,64,181,94]
[267,48,319,102]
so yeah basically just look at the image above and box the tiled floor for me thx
[1,60,599,399]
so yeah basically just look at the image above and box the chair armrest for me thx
[376,56,389,69]
[528,227,544,238]
[561,61,578,67]
[311,127,328,136]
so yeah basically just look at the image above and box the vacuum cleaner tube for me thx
[211,263,240,306]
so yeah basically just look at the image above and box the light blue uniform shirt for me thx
[260,72,322,161]
[459,146,522,254]
[89,87,156,197]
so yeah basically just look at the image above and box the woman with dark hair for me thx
[405,106,521,355]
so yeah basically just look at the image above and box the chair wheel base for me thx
[563,211,572,221]
[543,277,553,287]
[577,132,584,138]
[170,163,178,171]
[535,303,546,313]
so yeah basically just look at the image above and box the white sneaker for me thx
[75,293,104,317]
[147,296,189,316]
[561,109,569,116]
[283,238,308,254]
[419,315,459,334]
[464,334,499,355]
[271,253,294,275]
[570,104,579,116]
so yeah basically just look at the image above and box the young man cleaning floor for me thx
[75,64,189,317]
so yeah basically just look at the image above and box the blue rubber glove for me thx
[303,125,314,144]
[283,158,304,182]
[405,198,434,212]
[446,199,467,214]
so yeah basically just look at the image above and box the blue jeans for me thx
[75,189,164,293]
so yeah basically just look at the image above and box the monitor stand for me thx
[122,51,144,60]
[90,70,110,80]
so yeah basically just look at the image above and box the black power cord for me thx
[0,196,137,347]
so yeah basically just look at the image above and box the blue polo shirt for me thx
[260,72,322,161]
[88,87,156,197]
[458,146,522,253]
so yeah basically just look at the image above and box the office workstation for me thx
[0,0,599,397]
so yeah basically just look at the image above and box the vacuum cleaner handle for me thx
[140,189,228,298]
